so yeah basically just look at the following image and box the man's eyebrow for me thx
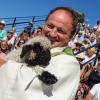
[46,22,53,25]
[57,27,68,34]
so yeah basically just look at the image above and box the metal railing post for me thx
[12,18,16,28]
[93,43,100,66]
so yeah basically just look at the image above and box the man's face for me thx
[7,32,13,39]
[43,10,73,48]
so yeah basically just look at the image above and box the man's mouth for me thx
[46,36,59,44]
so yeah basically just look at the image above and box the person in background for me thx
[24,21,33,37]
[0,6,80,100]
[85,83,100,100]
[83,47,96,64]
[32,26,44,38]
[15,31,29,49]
[90,34,97,46]
[0,40,10,54]
[3,29,17,50]
[83,38,91,48]
[0,20,7,41]
[68,36,76,49]
[73,41,84,53]
[74,31,85,42]
[92,21,100,33]
[75,53,85,65]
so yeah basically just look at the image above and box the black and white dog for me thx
[7,36,58,85]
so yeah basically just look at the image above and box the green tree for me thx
[75,11,85,23]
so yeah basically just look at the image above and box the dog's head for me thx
[20,36,51,67]
[7,36,58,85]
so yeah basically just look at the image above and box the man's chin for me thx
[51,41,67,48]
[51,42,62,48]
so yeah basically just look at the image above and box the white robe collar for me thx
[51,46,67,54]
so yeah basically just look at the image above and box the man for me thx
[0,7,80,100]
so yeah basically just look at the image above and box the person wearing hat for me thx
[74,31,85,42]
[3,28,17,50]
[90,34,97,46]
[24,21,33,37]
[0,20,7,41]
[73,40,84,53]
[83,38,91,48]
[83,47,96,64]
[75,53,85,66]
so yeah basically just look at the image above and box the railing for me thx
[74,42,100,67]
[0,16,100,67]
[0,15,46,35]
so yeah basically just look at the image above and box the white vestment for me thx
[0,47,80,100]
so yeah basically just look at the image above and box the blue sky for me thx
[0,0,100,27]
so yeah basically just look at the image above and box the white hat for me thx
[79,31,85,34]
[75,40,83,46]
[93,25,98,30]
[75,53,84,60]
[0,20,6,25]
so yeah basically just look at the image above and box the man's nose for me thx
[49,28,57,37]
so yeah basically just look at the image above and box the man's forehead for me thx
[50,9,73,18]
[48,10,73,25]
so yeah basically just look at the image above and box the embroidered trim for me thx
[32,66,44,75]
[51,47,74,57]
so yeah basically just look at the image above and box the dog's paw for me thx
[38,71,58,85]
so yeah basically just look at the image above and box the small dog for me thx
[7,36,58,85]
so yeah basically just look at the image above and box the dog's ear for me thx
[32,42,51,66]
[20,45,32,58]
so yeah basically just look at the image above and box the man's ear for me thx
[20,45,32,58]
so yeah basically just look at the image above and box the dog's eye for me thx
[32,42,43,51]
[20,45,32,58]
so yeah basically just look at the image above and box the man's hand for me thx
[0,53,7,67]
[85,92,93,100]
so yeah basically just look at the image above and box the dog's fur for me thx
[7,36,58,85]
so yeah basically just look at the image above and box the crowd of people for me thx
[0,17,100,56]
[0,6,100,100]
[0,20,43,53]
